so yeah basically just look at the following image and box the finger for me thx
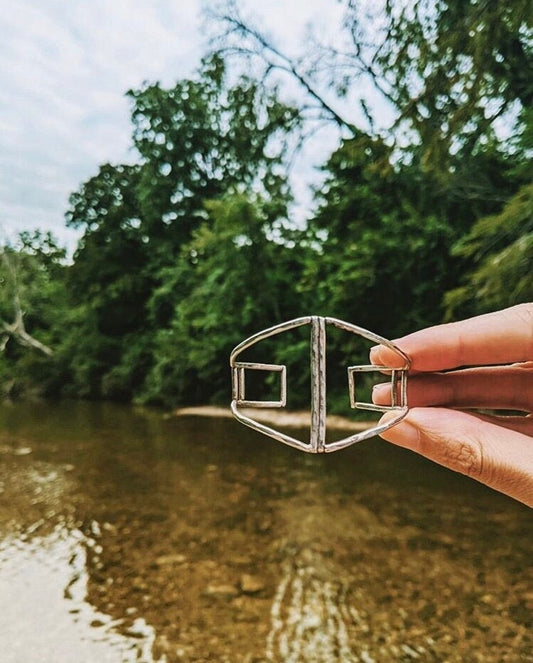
[372,364,533,412]
[379,407,533,507]
[370,303,533,371]
[472,413,533,437]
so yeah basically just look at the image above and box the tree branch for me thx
[213,11,360,136]
[0,249,54,357]
[0,317,54,356]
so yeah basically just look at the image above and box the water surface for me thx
[0,401,531,662]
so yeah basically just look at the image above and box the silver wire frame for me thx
[230,316,410,453]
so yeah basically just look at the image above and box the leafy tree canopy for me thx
[212,0,532,168]
[59,54,300,402]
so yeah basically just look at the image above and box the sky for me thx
[0,0,358,251]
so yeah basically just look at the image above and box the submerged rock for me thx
[204,583,239,600]
[240,574,265,595]
[155,553,187,566]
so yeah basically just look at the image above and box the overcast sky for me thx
[0,0,356,250]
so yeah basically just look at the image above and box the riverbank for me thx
[173,405,371,431]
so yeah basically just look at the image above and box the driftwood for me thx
[1,307,53,356]
[0,248,53,357]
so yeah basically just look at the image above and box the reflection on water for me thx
[0,400,531,662]
[0,524,156,662]
[266,547,359,662]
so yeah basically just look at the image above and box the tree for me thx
[368,0,533,166]
[0,232,67,397]
[211,0,532,329]
[0,231,66,357]
[300,135,460,331]
[212,0,532,166]
[445,182,533,318]
[6,5,530,408]
[63,55,300,400]
[142,193,310,406]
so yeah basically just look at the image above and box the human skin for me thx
[370,303,533,507]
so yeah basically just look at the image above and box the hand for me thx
[370,303,533,507]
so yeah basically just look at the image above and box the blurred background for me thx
[0,1,531,661]
[1,0,531,408]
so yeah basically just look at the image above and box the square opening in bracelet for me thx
[233,362,287,408]
[347,364,406,412]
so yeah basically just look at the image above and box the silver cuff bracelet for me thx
[230,316,410,453]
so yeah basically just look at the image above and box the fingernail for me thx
[369,345,382,364]
[372,383,389,405]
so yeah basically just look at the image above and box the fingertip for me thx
[372,382,390,405]
[369,345,384,365]
[369,344,408,368]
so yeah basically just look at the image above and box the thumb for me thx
[379,407,533,507]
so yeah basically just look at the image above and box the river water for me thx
[0,401,531,662]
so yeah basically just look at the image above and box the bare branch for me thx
[212,9,360,136]
[0,247,54,357]
[0,316,54,356]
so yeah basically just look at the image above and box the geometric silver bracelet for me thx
[230,316,409,453]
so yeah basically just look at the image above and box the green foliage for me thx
[445,182,533,317]
[348,0,533,169]
[0,232,68,397]
[143,193,308,406]
[301,135,516,328]
[3,5,531,410]
[124,54,298,252]
[59,55,300,403]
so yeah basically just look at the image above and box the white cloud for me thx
[0,0,203,249]
[0,0,387,251]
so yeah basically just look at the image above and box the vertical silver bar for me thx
[400,369,408,407]
[280,366,287,407]
[232,368,239,401]
[310,316,326,452]
[391,369,397,407]
[238,367,245,401]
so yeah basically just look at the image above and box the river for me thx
[0,400,531,662]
